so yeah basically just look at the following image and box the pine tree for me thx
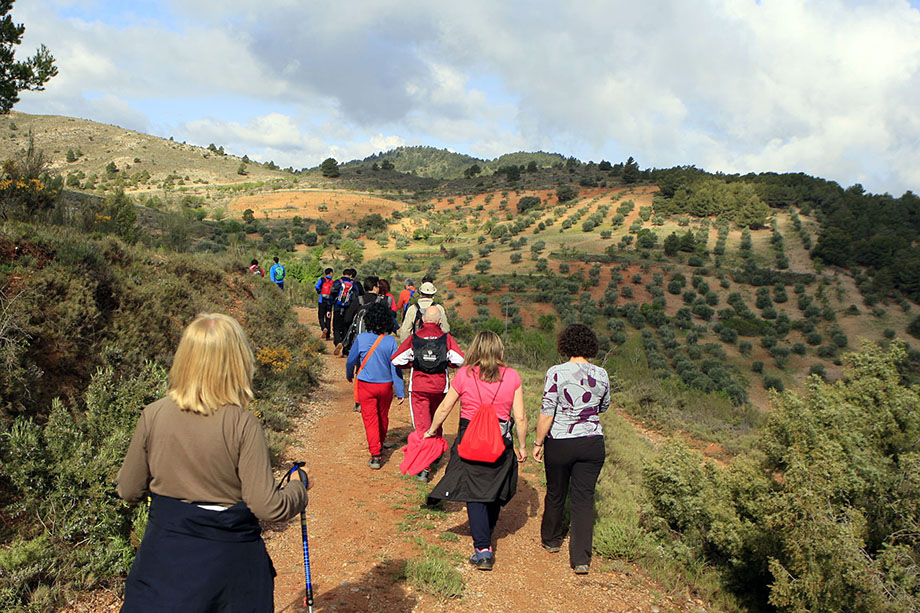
[320,157,339,177]
[0,1,57,113]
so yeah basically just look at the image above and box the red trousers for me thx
[410,390,446,437]
[357,380,393,456]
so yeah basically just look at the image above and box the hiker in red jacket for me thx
[395,278,417,321]
[391,305,464,481]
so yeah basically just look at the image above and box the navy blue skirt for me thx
[122,495,275,612]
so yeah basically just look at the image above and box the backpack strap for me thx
[357,334,385,378]
[354,334,386,403]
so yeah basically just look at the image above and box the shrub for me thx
[908,315,920,339]
[719,327,738,344]
[517,195,541,213]
[763,375,784,391]
[808,363,827,379]
[556,184,578,202]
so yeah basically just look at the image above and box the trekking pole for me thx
[283,462,314,612]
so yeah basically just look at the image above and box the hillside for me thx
[3,111,920,611]
[342,145,567,179]
[0,111,292,189]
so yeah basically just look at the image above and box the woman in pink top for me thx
[424,330,528,570]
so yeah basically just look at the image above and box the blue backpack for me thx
[402,289,416,314]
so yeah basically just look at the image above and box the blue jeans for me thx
[467,501,501,550]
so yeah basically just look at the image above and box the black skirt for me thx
[122,495,275,612]
[427,418,519,505]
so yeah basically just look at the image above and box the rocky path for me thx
[263,308,685,613]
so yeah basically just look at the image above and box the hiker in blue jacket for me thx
[315,267,335,340]
[346,302,405,469]
[269,256,285,290]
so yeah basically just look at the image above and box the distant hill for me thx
[343,145,566,179]
[0,111,292,188]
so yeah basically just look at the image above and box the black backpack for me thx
[412,333,449,374]
[343,295,378,351]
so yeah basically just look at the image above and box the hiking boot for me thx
[368,456,382,469]
[416,469,430,482]
[333,343,343,356]
[542,543,561,553]
[573,564,589,575]
[353,402,361,412]
[382,440,395,449]
[469,549,494,571]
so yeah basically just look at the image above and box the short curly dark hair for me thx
[557,323,599,358]
[363,301,393,335]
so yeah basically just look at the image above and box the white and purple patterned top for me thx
[541,362,610,439]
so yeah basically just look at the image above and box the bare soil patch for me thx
[229,191,406,221]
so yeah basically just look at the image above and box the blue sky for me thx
[13,0,920,195]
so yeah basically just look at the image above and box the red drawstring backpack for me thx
[457,369,506,463]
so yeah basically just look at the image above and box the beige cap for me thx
[419,281,437,295]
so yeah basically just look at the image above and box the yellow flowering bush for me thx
[256,346,291,372]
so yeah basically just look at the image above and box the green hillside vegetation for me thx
[0,224,322,608]
[3,116,920,610]
[342,145,566,180]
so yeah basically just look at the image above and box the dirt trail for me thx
[263,308,683,613]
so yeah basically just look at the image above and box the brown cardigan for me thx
[117,397,307,522]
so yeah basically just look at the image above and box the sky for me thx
[13,0,920,195]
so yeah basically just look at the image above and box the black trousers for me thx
[332,308,348,345]
[318,300,333,337]
[541,435,605,567]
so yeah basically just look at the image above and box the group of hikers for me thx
[249,257,286,290]
[114,263,611,611]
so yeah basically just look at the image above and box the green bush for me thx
[0,225,322,608]
[0,362,166,608]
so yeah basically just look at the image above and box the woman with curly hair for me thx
[424,330,528,571]
[346,302,405,469]
[533,323,609,574]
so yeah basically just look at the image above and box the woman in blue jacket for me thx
[346,302,405,469]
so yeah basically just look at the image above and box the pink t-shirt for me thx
[451,365,521,421]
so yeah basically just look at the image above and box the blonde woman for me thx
[117,313,310,612]
[424,330,527,571]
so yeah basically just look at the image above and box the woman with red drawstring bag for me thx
[423,330,528,571]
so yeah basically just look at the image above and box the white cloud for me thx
[178,112,407,168]
[12,0,920,194]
